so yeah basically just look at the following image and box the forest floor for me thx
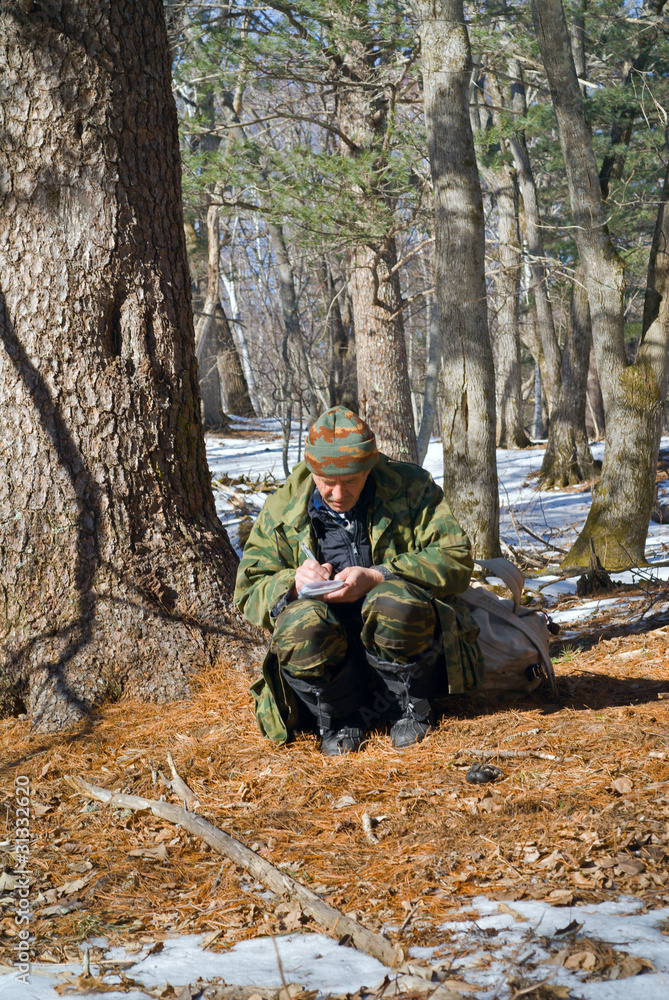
[1,425,668,999]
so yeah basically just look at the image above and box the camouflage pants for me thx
[270,580,445,728]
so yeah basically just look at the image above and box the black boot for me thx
[364,647,440,749]
[280,656,368,755]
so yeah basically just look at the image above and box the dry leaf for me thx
[496,902,527,922]
[564,949,597,970]
[615,853,645,876]
[571,872,594,887]
[334,794,357,809]
[611,776,633,795]
[0,872,19,892]
[57,874,94,897]
[127,845,169,862]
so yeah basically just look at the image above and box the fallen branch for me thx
[456,748,574,762]
[65,775,403,968]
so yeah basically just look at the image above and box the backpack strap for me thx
[461,585,558,695]
[474,557,524,613]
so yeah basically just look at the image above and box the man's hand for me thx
[323,566,384,603]
[293,559,333,598]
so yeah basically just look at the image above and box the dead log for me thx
[65,775,403,968]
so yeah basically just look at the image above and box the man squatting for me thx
[234,407,485,755]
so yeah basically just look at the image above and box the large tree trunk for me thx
[532,0,668,568]
[335,33,418,464]
[412,0,499,556]
[0,0,257,730]
[349,240,418,463]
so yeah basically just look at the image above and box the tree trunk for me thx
[349,240,418,463]
[215,305,255,418]
[488,163,530,449]
[322,258,353,408]
[196,204,254,424]
[220,268,264,417]
[268,222,320,423]
[532,0,667,568]
[334,31,418,464]
[412,0,499,556]
[585,343,606,440]
[539,268,597,487]
[508,57,562,418]
[509,52,595,484]
[416,299,442,465]
[0,1,257,729]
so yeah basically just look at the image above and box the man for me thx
[234,407,485,754]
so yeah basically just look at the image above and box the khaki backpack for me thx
[461,558,558,697]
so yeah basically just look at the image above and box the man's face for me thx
[312,469,371,513]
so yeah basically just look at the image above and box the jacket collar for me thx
[278,454,404,551]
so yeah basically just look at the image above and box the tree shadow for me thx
[1,289,246,729]
[0,289,97,726]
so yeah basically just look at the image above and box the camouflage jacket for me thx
[234,455,484,742]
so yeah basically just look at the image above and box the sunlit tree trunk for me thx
[488,163,529,449]
[336,36,418,464]
[412,0,499,556]
[532,0,669,568]
[0,0,256,730]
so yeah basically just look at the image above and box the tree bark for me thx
[585,342,606,440]
[488,162,530,449]
[0,1,258,729]
[507,57,562,418]
[412,0,499,556]
[349,240,418,463]
[195,205,254,424]
[335,32,418,464]
[416,298,442,465]
[220,267,264,417]
[532,0,668,568]
[539,268,597,487]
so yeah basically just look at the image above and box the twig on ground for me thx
[517,522,568,554]
[478,835,525,881]
[362,812,379,845]
[166,751,200,808]
[65,774,404,968]
[398,899,422,934]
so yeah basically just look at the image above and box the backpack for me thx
[460,558,557,697]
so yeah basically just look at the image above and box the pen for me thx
[300,541,318,562]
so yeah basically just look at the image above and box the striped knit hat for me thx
[304,406,379,476]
